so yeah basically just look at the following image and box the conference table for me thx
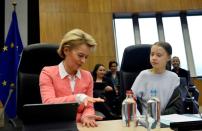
[1,118,173,131]
[2,114,202,131]
[77,120,173,131]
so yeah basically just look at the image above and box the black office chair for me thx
[119,44,152,101]
[177,77,200,114]
[17,43,62,120]
[184,85,200,114]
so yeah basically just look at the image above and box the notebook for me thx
[22,102,79,131]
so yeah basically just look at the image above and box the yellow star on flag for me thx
[10,82,15,87]
[10,43,14,48]
[3,45,8,52]
[2,80,7,86]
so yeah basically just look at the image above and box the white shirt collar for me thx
[58,61,81,79]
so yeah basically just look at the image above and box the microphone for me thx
[183,84,202,119]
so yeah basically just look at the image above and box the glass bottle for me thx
[146,89,160,130]
[122,90,137,127]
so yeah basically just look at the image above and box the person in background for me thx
[39,29,104,127]
[171,56,191,85]
[92,64,119,120]
[105,61,120,96]
[131,41,183,115]
[105,61,122,115]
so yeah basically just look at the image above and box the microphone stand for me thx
[0,88,17,127]
[184,85,202,119]
[0,88,14,119]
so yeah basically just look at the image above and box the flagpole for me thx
[7,0,18,127]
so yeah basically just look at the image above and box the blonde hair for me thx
[57,29,97,59]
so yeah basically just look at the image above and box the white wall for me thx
[5,0,27,46]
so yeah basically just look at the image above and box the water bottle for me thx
[122,90,137,127]
[146,89,160,130]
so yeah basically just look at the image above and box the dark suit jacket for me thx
[171,68,190,85]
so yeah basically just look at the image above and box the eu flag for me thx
[0,10,23,118]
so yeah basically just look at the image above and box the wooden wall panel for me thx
[82,13,116,70]
[39,0,202,71]
[40,13,65,43]
[39,0,115,71]
[40,0,89,13]
[180,0,202,10]
[111,0,202,12]
[192,78,202,106]
[88,0,111,13]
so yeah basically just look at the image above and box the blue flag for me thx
[0,10,23,118]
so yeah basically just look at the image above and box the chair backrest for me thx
[119,44,152,100]
[184,84,200,114]
[178,77,200,114]
[178,77,188,101]
[17,43,62,119]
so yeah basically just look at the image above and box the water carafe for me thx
[122,90,137,127]
[146,89,160,130]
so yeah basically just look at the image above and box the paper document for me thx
[160,114,202,125]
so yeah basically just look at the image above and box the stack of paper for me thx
[160,114,202,126]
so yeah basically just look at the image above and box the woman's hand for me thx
[104,86,113,92]
[82,115,103,127]
[83,97,104,106]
